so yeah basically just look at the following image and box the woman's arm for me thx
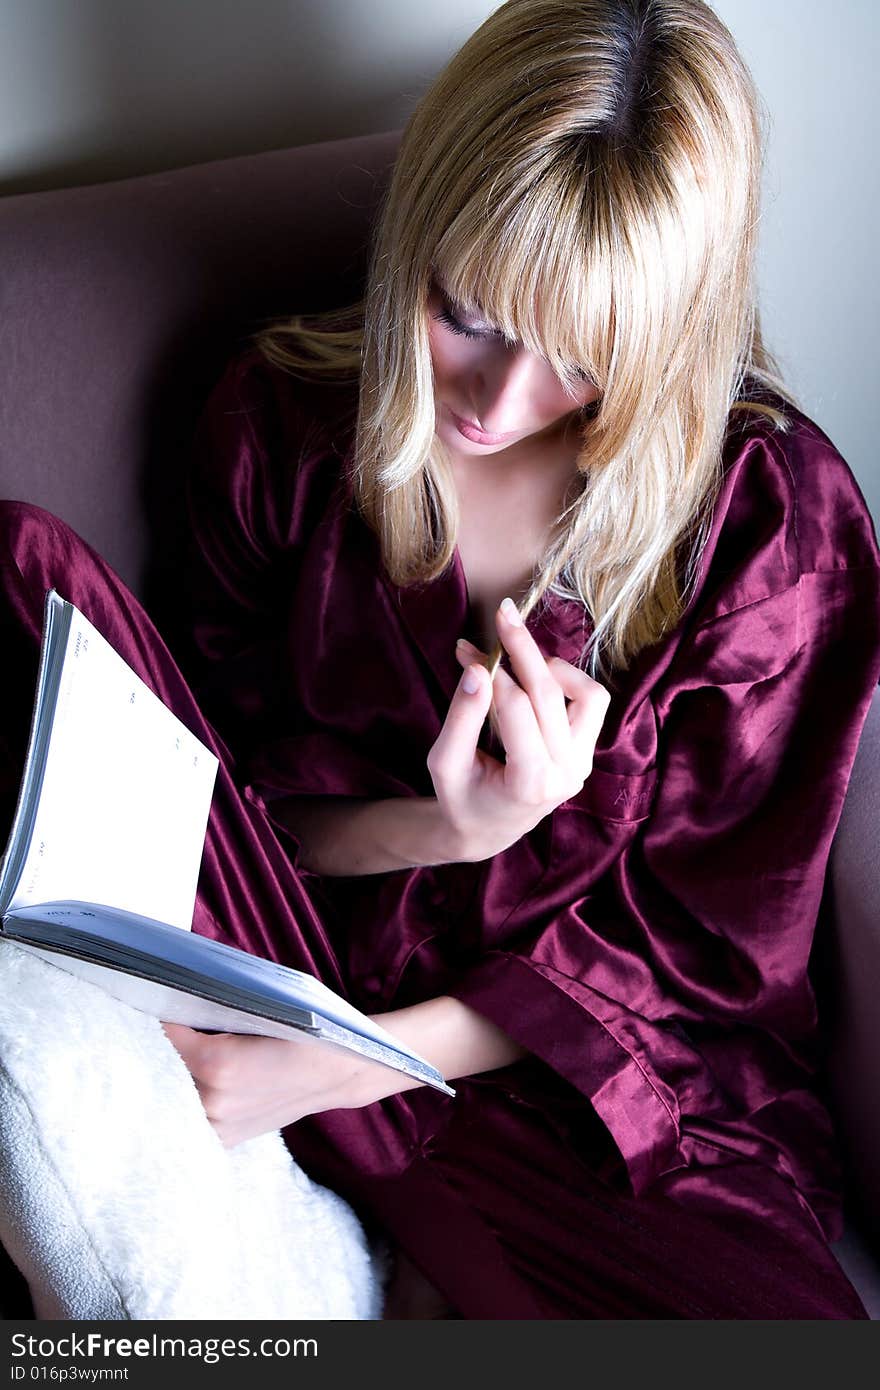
[372,995,530,1092]
[273,795,463,874]
[163,996,527,1148]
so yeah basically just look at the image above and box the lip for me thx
[447,407,520,445]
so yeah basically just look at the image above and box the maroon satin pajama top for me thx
[184,348,880,1247]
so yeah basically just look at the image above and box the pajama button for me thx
[361,973,383,996]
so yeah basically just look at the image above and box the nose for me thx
[469,344,544,433]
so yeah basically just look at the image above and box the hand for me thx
[427,598,611,862]
[162,1023,377,1148]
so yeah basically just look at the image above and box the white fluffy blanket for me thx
[0,940,384,1320]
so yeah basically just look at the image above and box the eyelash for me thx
[434,307,496,341]
[433,303,592,384]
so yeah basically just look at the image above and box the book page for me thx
[8,602,218,929]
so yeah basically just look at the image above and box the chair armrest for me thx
[825,683,880,1243]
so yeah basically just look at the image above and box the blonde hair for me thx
[257,0,799,684]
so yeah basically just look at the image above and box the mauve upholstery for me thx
[823,682,880,1314]
[0,130,399,649]
[0,129,878,1316]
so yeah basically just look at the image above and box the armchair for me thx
[1,129,877,1318]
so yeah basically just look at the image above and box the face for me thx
[426,275,601,459]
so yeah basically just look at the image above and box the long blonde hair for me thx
[258,0,798,684]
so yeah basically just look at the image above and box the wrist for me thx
[435,814,513,865]
[291,1040,419,1114]
[393,797,472,867]
[430,801,513,865]
[371,996,528,1082]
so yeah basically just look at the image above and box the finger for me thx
[494,599,571,762]
[456,637,521,751]
[457,633,574,773]
[455,636,488,668]
[161,1023,229,1077]
[162,1020,195,1048]
[427,661,496,793]
[455,635,509,692]
[161,1021,206,1071]
[489,671,553,794]
[457,640,530,705]
[545,657,611,747]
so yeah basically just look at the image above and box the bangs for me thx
[429,153,617,397]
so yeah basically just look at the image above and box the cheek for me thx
[428,329,469,387]
[543,375,601,418]
[534,375,585,422]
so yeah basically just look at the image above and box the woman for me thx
[2,0,879,1317]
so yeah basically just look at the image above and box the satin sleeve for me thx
[449,437,880,1196]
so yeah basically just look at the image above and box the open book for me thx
[0,590,453,1096]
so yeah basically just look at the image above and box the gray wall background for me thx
[1,0,876,520]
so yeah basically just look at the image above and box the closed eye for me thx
[432,296,512,345]
[433,306,493,340]
[431,286,593,383]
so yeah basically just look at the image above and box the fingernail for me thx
[462,666,482,694]
[456,636,475,650]
[499,596,522,625]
